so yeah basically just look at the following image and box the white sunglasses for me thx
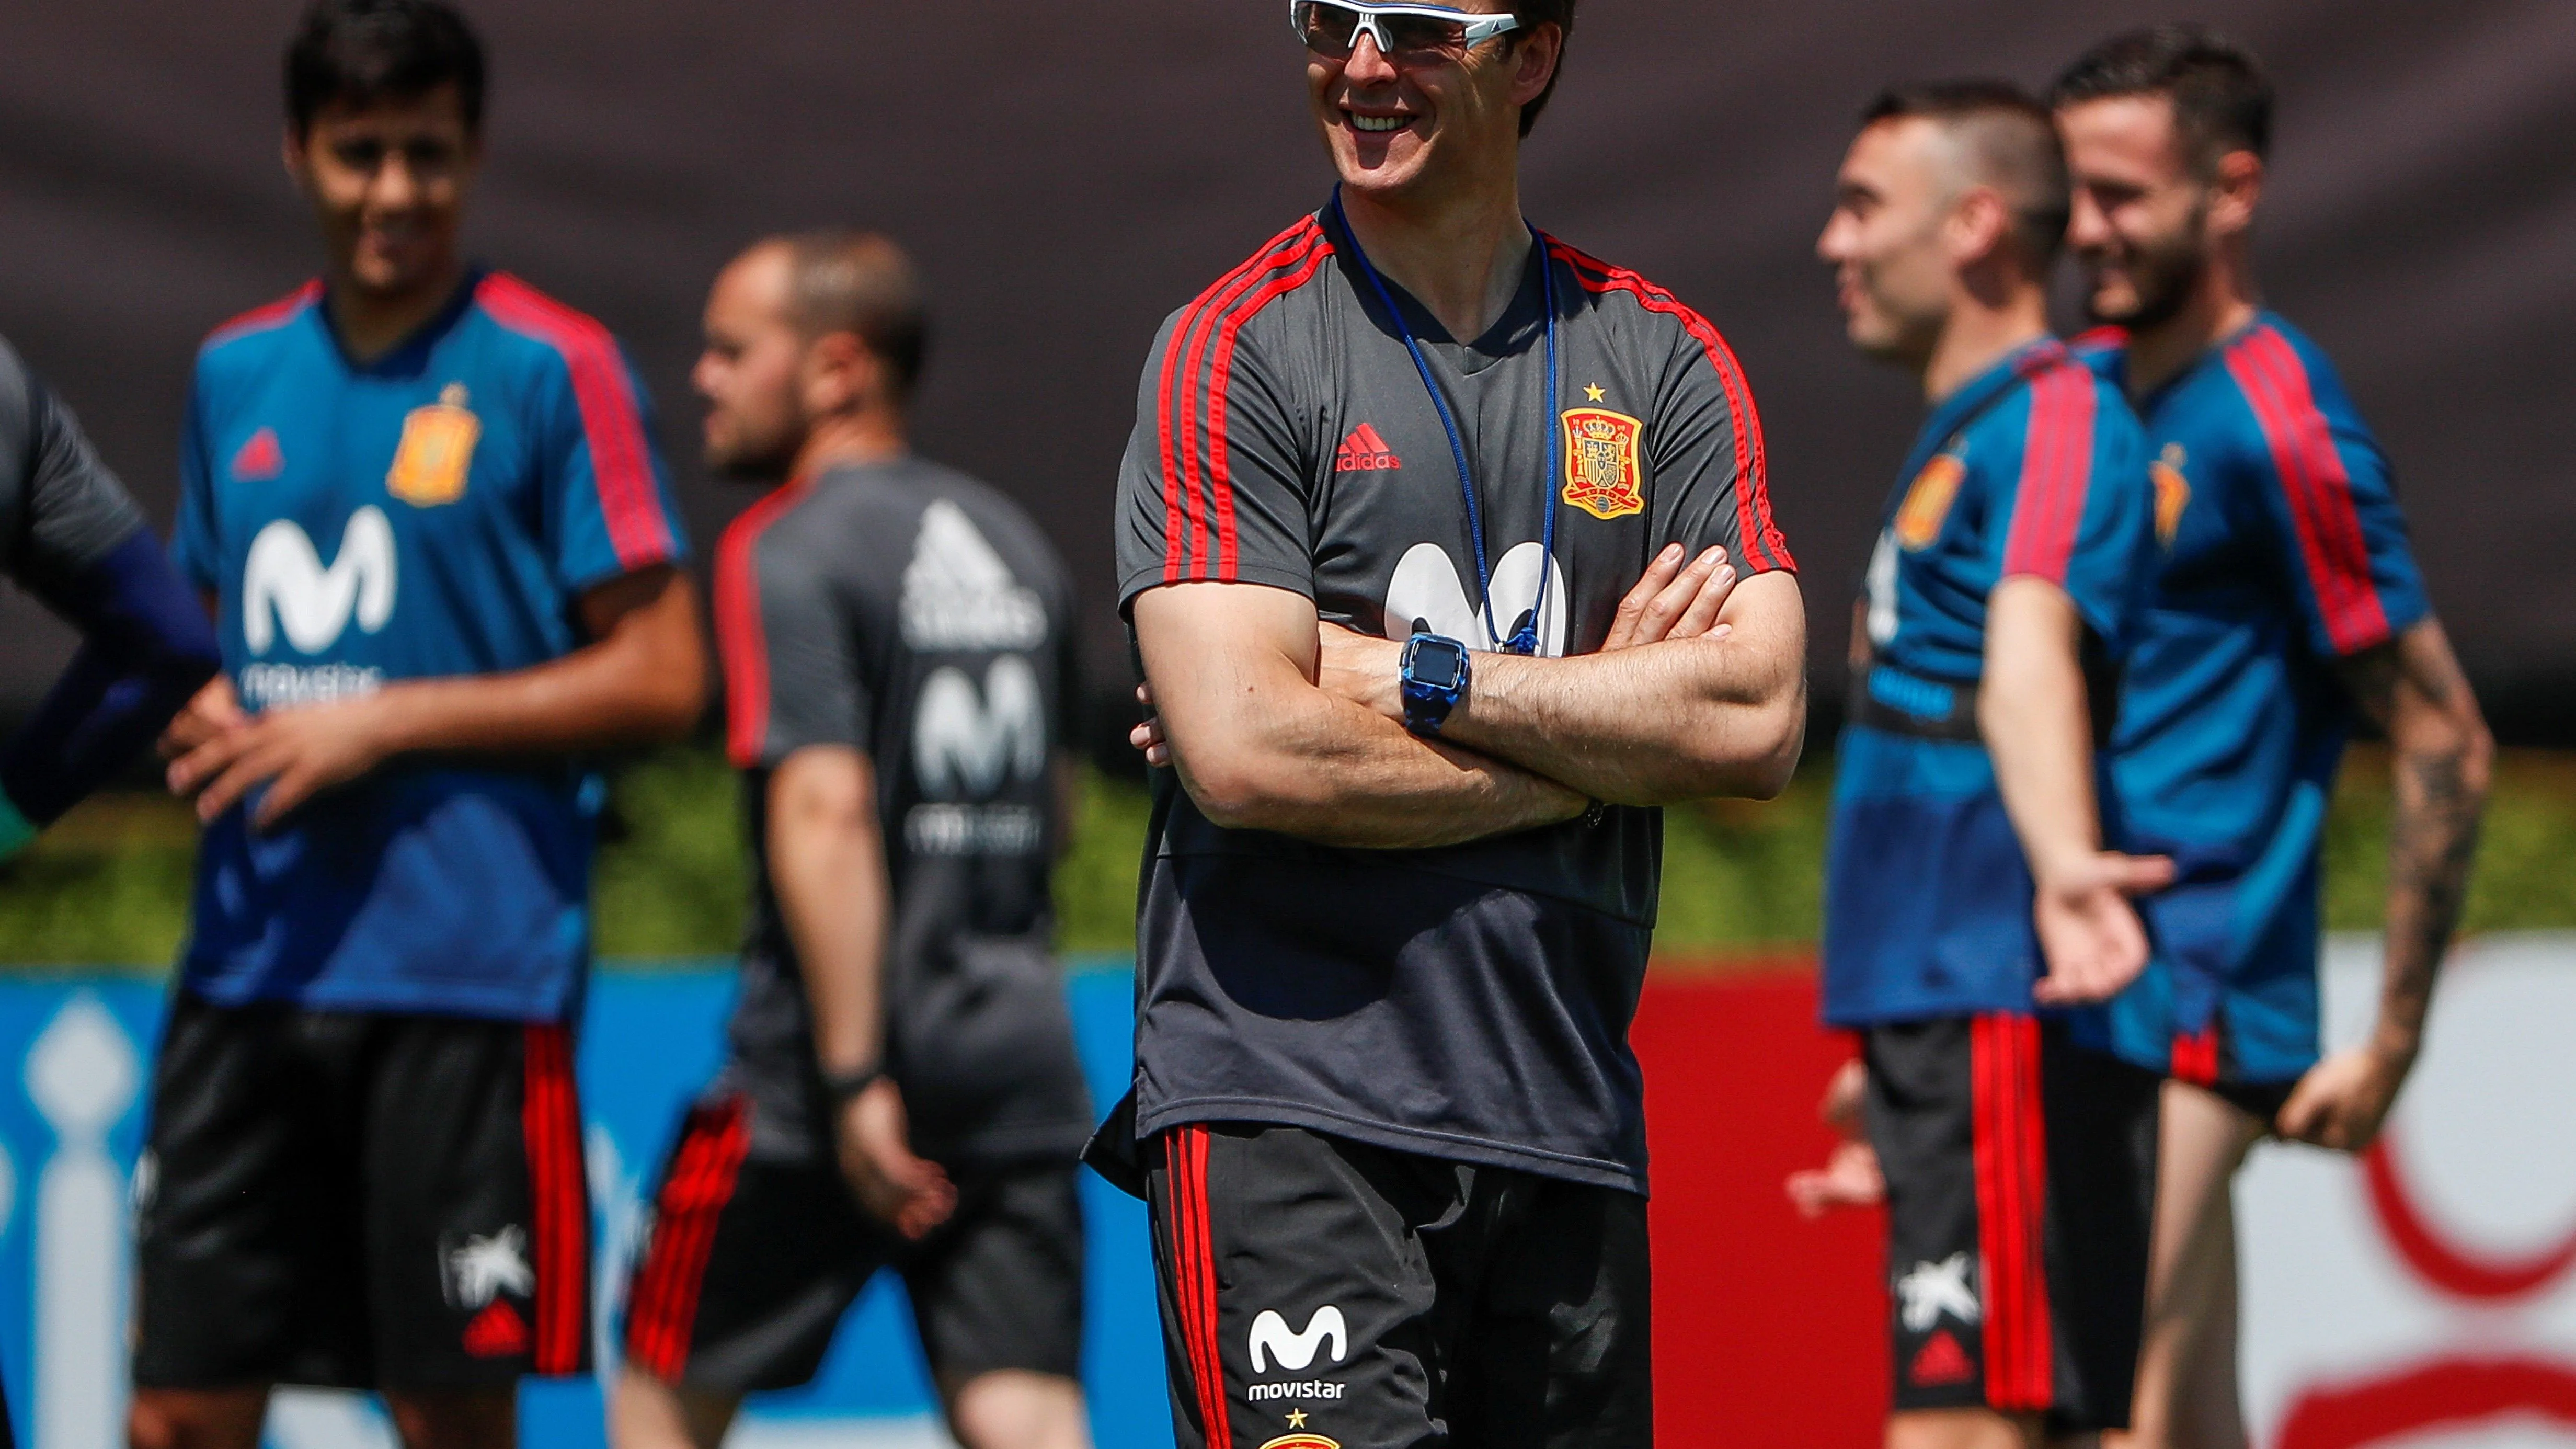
[1288,1,1523,65]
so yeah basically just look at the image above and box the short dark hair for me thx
[1862,80,2072,267]
[2050,24,2273,174]
[1508,0,1578,136]
[286,0,487,138]
[776,231,930,403]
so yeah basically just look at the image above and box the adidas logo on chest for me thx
[1335,424,1402,474]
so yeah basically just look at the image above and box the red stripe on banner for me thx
[1205,236,1336,578]
[1547,240,1792,574]
[711,478,810,767]
[623,1098,749,1382]
[1971,1014,2054,1412]
[2223,328,2391,654]
[521,1025,589,1374]
[1162,222,1323,583]
[475,273,677,572]
[2275,1356,2576,1449]
[204,280,323,348]
[2170,1027,2220,1087]
[2001,363,2098,584]
[2363,1134,2576,1299]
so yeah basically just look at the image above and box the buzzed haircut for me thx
[776,231,930,403]
[2051,24,2274,173]
[1863,80,2073,268]
[286,0,486,138]
[1508,0,1579,136]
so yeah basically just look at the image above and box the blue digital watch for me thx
[1399,632,1471,736]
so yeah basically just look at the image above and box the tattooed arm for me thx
[2276,618,2492,1150]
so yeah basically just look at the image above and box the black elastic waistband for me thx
[1847,663,1984,743]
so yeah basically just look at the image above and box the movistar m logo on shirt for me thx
[237,506,395,708]
[1250,1305,1348,1374]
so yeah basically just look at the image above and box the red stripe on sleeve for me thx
[1972,1014,2055,1412]
[475,273,677,573]
[1547,241,1793,573]
[520,1025,590,1374]
[2001,363,2099,584]
[712,480,810,768]
[1204,234,1335,579]
[203,281,323,349]
[2223,328,2392,655]
[1161,222,1325,584]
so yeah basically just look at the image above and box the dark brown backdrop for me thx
[8,1,2572,745]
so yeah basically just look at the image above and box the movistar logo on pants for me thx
[1249,1305,1347,1374]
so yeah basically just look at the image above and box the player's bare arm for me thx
[1316,566,1807,805]
[1979,577,2173,1005]
[1133,581,1587,848]
[169,563,707,826]
[766,745,957,1241]
[2277,618,2491,1149]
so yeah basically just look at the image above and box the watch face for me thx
[1410,636,1468,690]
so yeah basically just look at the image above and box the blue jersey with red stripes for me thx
[170,271,687,1021]
[2071,314,2429,1083]
[1822,338,2156,1026]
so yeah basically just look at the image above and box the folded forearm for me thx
[1175,688,1585,849]
[1438,635,1803,806]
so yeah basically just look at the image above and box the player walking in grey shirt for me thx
[613,233,1093,1449]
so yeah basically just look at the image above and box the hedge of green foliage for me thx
[4,746,2571,968]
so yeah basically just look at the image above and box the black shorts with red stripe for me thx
[1862,1013,2159,1430]
[133,992,590,1389]
[1145,1122,1652,1449]
[622,1092,1083,1393]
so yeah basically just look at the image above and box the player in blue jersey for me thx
[1805,83,2171,1448]
[2051,28,2492,1449]
[132,4,707,1447]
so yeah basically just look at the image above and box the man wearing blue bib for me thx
[1808,83,2170,1447]
[134,4,706,1446]
[2053,29,2491,1448]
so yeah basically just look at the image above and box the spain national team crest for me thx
[387,382,480,507]
[2152,443,2192,546]
[1559,406,1645,520]
[1895,452,1966,551]
[1260,1436,1340,1449]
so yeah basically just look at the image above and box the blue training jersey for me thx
[1822,339,2156,1026]
[170,271,688,1021]
[2071,314,2429,1083]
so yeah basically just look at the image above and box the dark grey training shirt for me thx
[0,336,148,601]
[714,457,1093,1165]
[1112,204,1794,1193]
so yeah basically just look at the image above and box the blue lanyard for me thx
[1333,189,1560,655]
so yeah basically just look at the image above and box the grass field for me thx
[3,746,2571,968]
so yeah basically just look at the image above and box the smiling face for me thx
[2058,94,2217,329]
[1817,117,1962,366]
[286,83,478,304]
[1305,2,1560,207]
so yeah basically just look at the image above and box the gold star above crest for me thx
[1584,383,1607,402]
[1286,1410,1310,1429]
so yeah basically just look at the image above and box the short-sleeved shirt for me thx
[0,335,148,600]
[2072,314,2430,1084]
[1822,339,2157,1026]
[1109,206,1792,1194]
[171,272,688,1022]
[714,458,1093,1165]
